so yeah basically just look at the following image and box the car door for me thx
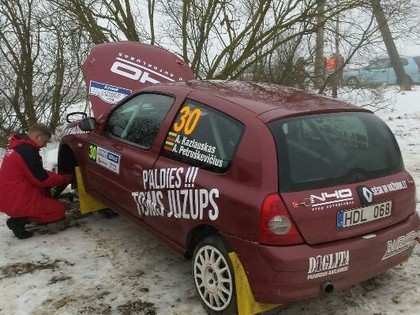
[386,58,409,84]
[412,56,420,83]
[138,99,245,246]
[84,93,175,218]
[365,58,390,84]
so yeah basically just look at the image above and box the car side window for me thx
[368,59,389,70]
[368,58,408,70]
[162,100,244,173]
[105,93,174,148]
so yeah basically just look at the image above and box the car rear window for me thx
[269,112,404,192]
[163,100,244,173]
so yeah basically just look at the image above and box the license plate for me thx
[337,201,392,229]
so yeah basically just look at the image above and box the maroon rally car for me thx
[58,42,420,314]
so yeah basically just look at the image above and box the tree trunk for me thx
[370,0,411,91]
[314,0,326,90]
[331,1,340,99]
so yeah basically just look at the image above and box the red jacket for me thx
[0,134,71,218]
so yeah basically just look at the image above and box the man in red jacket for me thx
[0,123,72,239]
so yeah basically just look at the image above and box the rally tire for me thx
[192,235,237,315]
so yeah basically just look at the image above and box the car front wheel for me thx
[192,235,237,315]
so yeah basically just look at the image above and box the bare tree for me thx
[316,3,380,94]
[46,0,109,44]
[48,0,145,43]
[49,0,375,82]
[158,0,396,86]
[1,0,416,147]
[376,0,420,51]
[159,0,346,79]
[0,0,85,145]
[44,0,415,87]
[147,0,157,44]
[233,1,381,94]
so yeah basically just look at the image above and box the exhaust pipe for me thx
[321,280,334,293]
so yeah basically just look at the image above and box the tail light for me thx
[258,193,304,245]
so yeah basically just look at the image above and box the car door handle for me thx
[133,164,143,177]
[113,143,123,151]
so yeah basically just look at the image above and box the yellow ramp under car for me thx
[75,167,107,214]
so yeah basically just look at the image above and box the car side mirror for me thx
[79,117,96,131]
[66,112,88,123]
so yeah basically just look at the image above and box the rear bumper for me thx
[225,212,420,304]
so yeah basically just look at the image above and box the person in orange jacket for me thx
[326,54,337,72]
[0,123,72,239]
[327,53,345,84]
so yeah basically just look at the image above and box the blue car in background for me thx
[343,56,420,87]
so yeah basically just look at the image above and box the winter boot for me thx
[6,217,33,239]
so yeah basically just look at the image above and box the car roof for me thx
[149,80,370,122]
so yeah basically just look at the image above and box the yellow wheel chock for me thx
[75,167,107,214]
[229,252,279,315]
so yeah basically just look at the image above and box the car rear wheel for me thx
[346,76,359,88]
[192,235,237,315]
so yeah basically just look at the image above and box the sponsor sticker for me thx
[382,230,420,260]
[61,125,89,137]
[294,188,354,211]
[131,167,219,221]
[113,52,180,82]
[89,80,132,104]
[307,250,350,280]
[370,180,408,196]
[88,143,121,174]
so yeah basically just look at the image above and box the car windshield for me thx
[269,112,404,192]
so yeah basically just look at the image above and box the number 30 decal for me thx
[173,105,201,135]
[88,143,97,161]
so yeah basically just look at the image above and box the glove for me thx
[60,173,73,183]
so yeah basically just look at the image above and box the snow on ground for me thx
[0,86,419,315]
